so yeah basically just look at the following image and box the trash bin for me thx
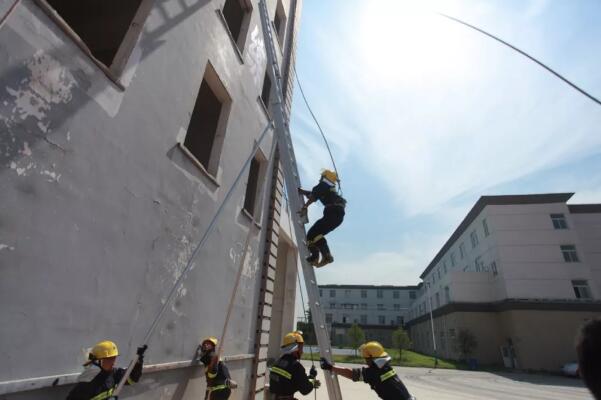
[468,358,478,370]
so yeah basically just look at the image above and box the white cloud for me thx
[294,0,601,216]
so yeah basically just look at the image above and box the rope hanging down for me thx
[112,122,274,398]
[437,12,601,107]
[294,70,343,195]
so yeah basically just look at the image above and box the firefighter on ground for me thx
[269,331,321,399]
[197,336,237,400]
[320,341,415,400]
[66,340,147,400]
[298,169,346,267]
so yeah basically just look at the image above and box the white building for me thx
[318,284,417,346]
[407,193,601,371]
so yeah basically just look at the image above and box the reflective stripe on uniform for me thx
[208,384,228,392]
[90,388,114,400]
[270,366,292,379]
[207,371,218,379]
[127,377,135,385]
[307,234,324,245]
[380,369,397,382]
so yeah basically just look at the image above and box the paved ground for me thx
[298,361,593,400]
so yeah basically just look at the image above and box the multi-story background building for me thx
[0,1,302,399]
[318,284,418,346]
[406,193,601,371]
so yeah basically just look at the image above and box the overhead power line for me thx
[437,12,601,107]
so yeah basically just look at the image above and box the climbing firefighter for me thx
[66,340,147,400]
[298,169,346,267]
[197,336,237,400]
[320,341,415,400]
[269,331,321,399]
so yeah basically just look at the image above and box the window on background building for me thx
[393,291,400,299]
[377,289,383,298]
[550,213,568,229]
[561,245,579,262]
[475,256,483,272]
[491,261,498,276]
[221,0,252,52]
[378,315,386,324]
[342,314,349,323]
[319,289,322,297]
[483,218,490,236]
[326,313,332,323]
[397,316,403,326]
[438,268,441,279]
[459,242,466,259]
[449,328,456,339]
[360,315,367,324]
[470,230,479,248]
[243,153,266,218]
[451,252,456,267]
[435,292,440,308]
[183,64,231,176]
[377,304,384,310]
[329,303,335,309]
[409,291,416,299]
[443,261,447,274]
[445,286,450,303]
[361,289,367,298]
[394,304,400,311]
[43,0,151,73]
[432,274,436,284]
[361,303,367,310]
[572,280,592,299]
[345,289,351,297]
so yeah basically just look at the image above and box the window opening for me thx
[572,280,592,299]
[222,0,252,52]
[561,245,579,262]
[551,213,568,229]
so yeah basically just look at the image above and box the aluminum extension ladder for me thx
[257,1,343,399]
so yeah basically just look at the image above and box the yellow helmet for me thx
[89,340,119,360]
[201,336,218,347]
[282,331,304,347]
[321,169,338,184]
[360,341,388,359]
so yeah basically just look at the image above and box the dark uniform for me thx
[269,354,317,399]
[203,357,232,400]
[66,361,142,400]
[306,181,346,260]
[350,363,412,400]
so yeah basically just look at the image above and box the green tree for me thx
[347,324,365,356]
[391,328,412,361]
[456,329,478,361]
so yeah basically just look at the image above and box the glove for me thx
[309,365,317,379]
[136,345,148,359]
[312,379,321,389]
[320,357,333,371]
[298,206,308,219]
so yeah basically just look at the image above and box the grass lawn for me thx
[302,348,459,369]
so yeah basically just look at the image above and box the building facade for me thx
[318,284,418,347]
[406,193,601,371]
[0,0,302,399]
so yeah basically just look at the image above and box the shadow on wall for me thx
[0,0,212,173]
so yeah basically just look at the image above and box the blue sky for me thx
[288,0,601,289]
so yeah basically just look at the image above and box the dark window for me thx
[561,245,579,262]
[261,71,272,108]
[184,77,225,173]
[329,289,336,298]
[360,315,367,324]
[243,156,261,216]
[46,0,144,67]
[273,0,286,44]
[572,280,591,299]
[551,214,568,229]
[378,315,385,324]
[222,0,251,50]
[361,290,367,298]
[377,289,383,298]
[393,291,400,299]
[397,316,403,326]
[319,289,323,297]
[409,291,416,299]
[325,313,332,323]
